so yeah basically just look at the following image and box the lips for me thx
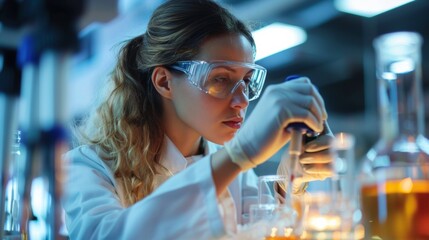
[223,117,243,129]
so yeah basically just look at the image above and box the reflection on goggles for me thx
[169,60,267,101]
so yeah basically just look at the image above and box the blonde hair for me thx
[74,0,255,205]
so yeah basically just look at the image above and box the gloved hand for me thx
[224,77,328,171]
[277,123,335,195]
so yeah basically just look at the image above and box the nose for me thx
[230,80,249,109]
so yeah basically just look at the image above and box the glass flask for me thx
[359,31,429,239]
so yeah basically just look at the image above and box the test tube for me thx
[330,132,356,211]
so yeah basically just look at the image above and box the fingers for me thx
[299,149,333,164]
[287,93,325,130]
[300,163,333,180]
[282,77,328,120]
[275,78,327,133]
[282,106,324,133]
[304,134,334,153]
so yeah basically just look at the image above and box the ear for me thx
[151,66,174,99]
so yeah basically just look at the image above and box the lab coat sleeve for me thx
[62,147,225,239]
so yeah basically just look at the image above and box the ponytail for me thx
[78,34,165,204]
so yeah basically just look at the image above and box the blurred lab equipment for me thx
[3,131,23,237]
[1,0,85,239]
[329,133,359,223]
[258,175,288,205]
[0,47,21,239]
[299,132,361,240]
[248,203,298,240]
[359,31,429,239]
[249,175,299,240]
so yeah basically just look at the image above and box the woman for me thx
[62,0,331,239]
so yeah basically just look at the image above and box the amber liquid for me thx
[265,237,297,240]
[361,179,429,239]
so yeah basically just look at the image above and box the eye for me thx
[213,76,228,83]
[243,76,252,85]
[207,75,231,85]
[205,75,230,95]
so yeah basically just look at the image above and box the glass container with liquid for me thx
[360,31,429,239]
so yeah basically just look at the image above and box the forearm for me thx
[210,148,242,196]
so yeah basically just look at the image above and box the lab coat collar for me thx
[159,137,189,175]
[205,138,220,155]
[159,136,220,175]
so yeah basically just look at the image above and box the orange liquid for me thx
[265,237,297,240]
[360,179,429,239]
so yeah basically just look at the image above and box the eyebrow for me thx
[212,65,255,75]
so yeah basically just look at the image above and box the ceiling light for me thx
[334,0,414,18]
[252,22,307,61]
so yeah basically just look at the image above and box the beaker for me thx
[300,132,360,239]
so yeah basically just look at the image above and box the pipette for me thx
[287,123,315,195]
[288,125,305,183]
[284,75,320,196]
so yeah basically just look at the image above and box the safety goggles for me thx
[169,60,267,101]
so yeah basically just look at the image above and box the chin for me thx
[208,133,236,145]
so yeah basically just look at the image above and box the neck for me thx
[162,101,203,157]
[380,71,425,140]
[168,132,202,157]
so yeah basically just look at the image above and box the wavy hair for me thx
[75,0,256,205]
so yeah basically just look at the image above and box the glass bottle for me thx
[359,32,429,239]
[3,130,23,239]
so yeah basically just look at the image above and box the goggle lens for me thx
[171,60,266,101]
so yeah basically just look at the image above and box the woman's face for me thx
[170,33,254,144]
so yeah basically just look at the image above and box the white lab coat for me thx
[62,137,259,239]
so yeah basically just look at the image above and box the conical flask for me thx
[359,31,429,239]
